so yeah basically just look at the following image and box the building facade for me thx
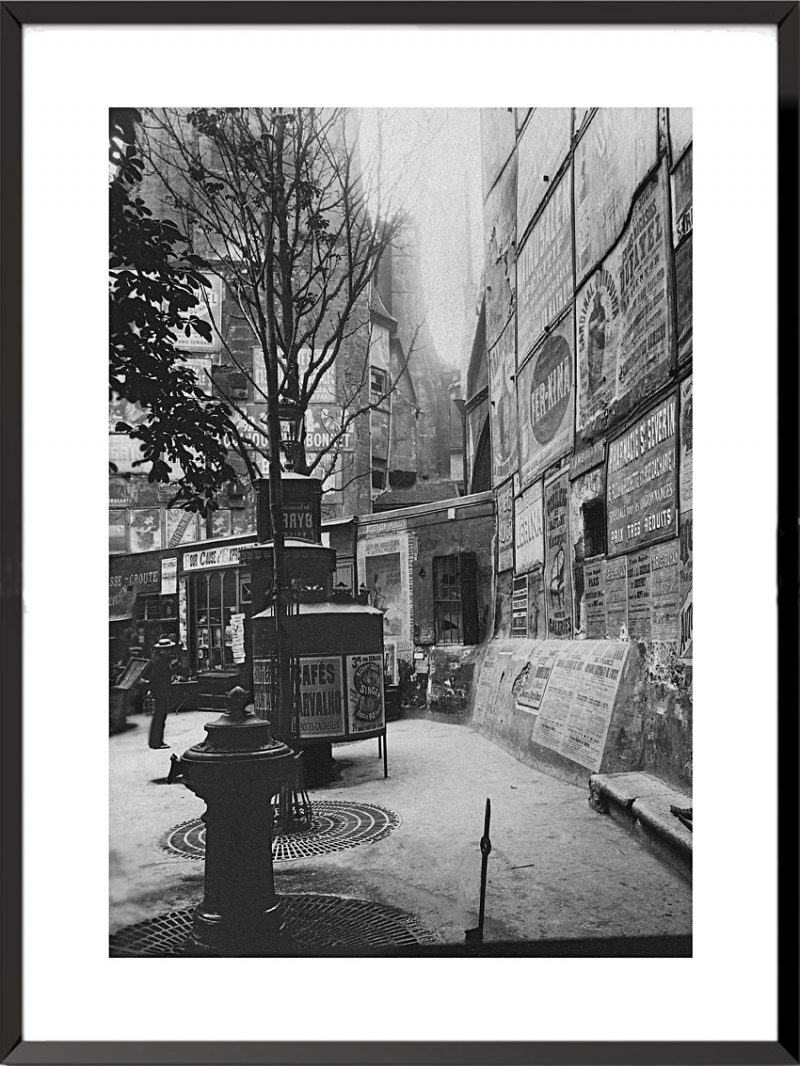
[468,107,692,787]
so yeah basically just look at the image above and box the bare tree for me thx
[136,106,416,734]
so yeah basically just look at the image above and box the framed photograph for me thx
[2,3,797,1064]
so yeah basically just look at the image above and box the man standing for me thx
[147,637,175,750]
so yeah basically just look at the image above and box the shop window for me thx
[583,499,607,558]
[433,552,479,645]
[191,569,250,672]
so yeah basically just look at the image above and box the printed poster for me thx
[607,391,678,556]
[300,657,346,736]
[346,653,385,733]
[496,479,515,573]
[515,642,561,711]
[532,641,630,770]
[516,167,573,361]
[680,377,693,514]
[583,556,606,639]
[526,565,546,640]
[230,613,246,664]
[514,480,544,574]
[489,318,519,485]
[576,163,673,432]
[518,311,575,487]
[604,555,628,639]
[359,529,411,647]
[574,108,658,281]
[516,108,572,237]
[650,541,681,644]
[161,557,177,596]
[679,511,693,660]
[627,549,652,641]
[511,574,528,637]
[544,471,573,638]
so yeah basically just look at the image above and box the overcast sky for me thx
[357,109,484,371]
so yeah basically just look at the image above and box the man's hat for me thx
[154,637,176,649]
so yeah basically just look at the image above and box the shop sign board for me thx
[176,275,223,350]
[576,163,673,433]
[518,312,575,487]
[109,556,161,617]
[489,318,518,484]
[496,479,515,573]
[514,480,544,574]
[532,641,630,771]
[346,653,385,733]
[516,108,572,238]
[544,471,573,638]
[574,108,658,282]
[183,544,242,572]
[511,574,529,637]
[583,556,606,638]
[517,166,573,361]
[607,391,678,556]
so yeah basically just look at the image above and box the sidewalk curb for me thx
[589,772,692,883]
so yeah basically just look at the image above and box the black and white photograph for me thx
[108,105,694,959]
[5,8,796,1062]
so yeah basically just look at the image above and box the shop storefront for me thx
[109,549,179,668]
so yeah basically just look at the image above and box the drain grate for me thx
[161,800,400,863]
[110,894,435,956]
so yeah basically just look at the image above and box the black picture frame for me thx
[1,4,797,1064]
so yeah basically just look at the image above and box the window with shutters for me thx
[433,551,479,645]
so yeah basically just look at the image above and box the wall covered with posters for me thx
[476,108,692,790]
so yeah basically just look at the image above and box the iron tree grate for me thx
[161,800,400,863]
[110,894,435,956]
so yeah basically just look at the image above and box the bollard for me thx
[174,686,295,956]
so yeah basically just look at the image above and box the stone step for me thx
[589,771,692,883]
